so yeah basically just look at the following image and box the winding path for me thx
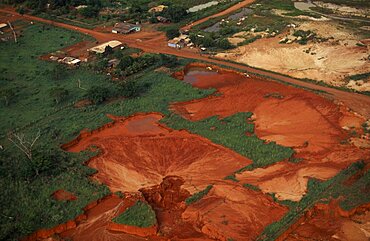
[1,5,369,118]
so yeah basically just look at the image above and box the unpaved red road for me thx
[181,0,256,31]
[1,7,369,118]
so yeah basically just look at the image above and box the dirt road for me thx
[181,0,256,31]
[1,7,369,118]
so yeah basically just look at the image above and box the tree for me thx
[200,36,214,47]
[163,5,187,23]
[120,80,151,98]
[51,64,67,81]
[160,54,178,67]
[104,45,113,56]
[8,130,40,162]
[86,86,110,104]
[0,88,16,106]
[49,87,69,104]
[166,28,179,39]
[79,6,99,18]
[216,38,232,50]
[117,56,134,70]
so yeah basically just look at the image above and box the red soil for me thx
[182,182,288,241]
[172,63,370,201]
[59,194,165,241]
[284,201,370,241]
[63,113,252,194]
[52,190,77,201]
[140,176,212,240]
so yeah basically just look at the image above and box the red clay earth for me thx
[52,113,289,241]
[283,202,370,241]
[62,113,252,194]
[52,190,77,201]
[172,63,370,202]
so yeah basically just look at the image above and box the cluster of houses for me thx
[168,33,194,49]
[49,40,124,67]
[112,22,141,34]
[148,5,170,23]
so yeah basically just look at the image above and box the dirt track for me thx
[1,7,369,119]
[181,0,256,31]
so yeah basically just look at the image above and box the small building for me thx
[60,57,81,66]
[156,16,170,23]
[0,23,7,30]
[88,40,123,54]
[112,23,141,34]
[107,58,121,68]
[148,5,167,13]
[75,5,88,10]
[168,38,185,49]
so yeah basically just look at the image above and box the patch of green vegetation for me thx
[243,183,261,192]
[163,113,294,171]
[348,72,370,81]
[185,185,213,205]
[289,157,303,163]
[224,174,239,182]
[257,160,367,241]
[112,201,156,227]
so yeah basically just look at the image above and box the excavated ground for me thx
[35,64,368,241]
[172,63,369,201]
[63,113,251,194]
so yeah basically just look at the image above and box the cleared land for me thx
[1,2,370,241]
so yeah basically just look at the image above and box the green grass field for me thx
[113,201,157,227]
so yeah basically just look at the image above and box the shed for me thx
[148,5,167,13]
[156,16,170,23]
[88,40,123,54]
[168,38,185,49]
[0,23,7,29]
[112,22,141,34]
[60,57,81,66]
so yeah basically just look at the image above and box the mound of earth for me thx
[63,113,251,194]
[182,183,288,241]
[285,203,370,241]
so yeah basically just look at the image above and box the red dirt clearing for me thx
[63,113,252,194]
[59,194,165,241]
[172,63,370,201]
[52,190,77,201]
[182,183,288,241]
[285,202,370,241]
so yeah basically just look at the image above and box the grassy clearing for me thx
[256,160,368,241]
[113,201,156,227]
[163,113,294,171]
[185,185,213,205]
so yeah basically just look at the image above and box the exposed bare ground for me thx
[216,21,370,91]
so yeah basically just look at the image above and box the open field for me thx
[1,3,370,241]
